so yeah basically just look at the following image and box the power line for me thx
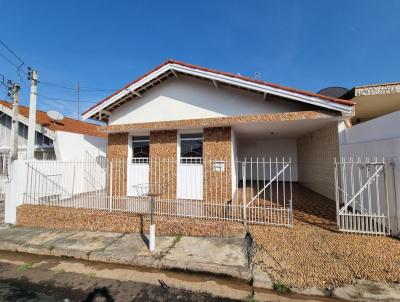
[34,92,98,103]
[38,80,121,92]
[0,52,21,69]
[38,80,75,90]
[0,40,25,66]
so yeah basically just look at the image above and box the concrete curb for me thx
[0,227,251,281]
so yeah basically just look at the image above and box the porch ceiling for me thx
[233,116,339,140]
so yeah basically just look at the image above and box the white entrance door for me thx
[177,159,203,200]
[127,136,150,196]
[177,133,203,200]
[127,159,149,196]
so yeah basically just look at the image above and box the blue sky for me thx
[0,0,399,120]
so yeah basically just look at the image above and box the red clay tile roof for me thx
[83,59,355,116]
[0,100,106,138]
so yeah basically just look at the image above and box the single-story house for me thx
[82,60,355,204]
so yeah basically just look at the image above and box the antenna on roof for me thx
[47,110,64,124]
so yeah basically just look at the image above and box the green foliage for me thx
[273,282,290,293]
[17,262,33,271]
[245,294,257,302]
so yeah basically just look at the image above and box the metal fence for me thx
[23,157,293,226]
[0,152,10,202]
[335,157,395,235]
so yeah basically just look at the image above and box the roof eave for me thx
[82,62,355,121]
[0,104,56,139]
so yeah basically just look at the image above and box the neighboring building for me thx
[0,100,107,160]
[83,60,355,201]
[342,82,400,124]
[338,83,400,234]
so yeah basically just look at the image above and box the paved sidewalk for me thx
[0,227,250,280]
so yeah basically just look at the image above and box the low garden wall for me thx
[16,204,245,238]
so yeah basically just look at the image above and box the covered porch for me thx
[19,110,342,229]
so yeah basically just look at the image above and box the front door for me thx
[177,133,203,200]
[127,136,149,196]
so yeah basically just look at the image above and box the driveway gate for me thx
[335,157,394,235]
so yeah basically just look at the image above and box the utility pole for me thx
[10,83,20,162]
[76,81,80,120]
[27,68,38,159]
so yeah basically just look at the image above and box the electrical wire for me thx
[0,40,25,66]
[0,52,21,69]
[34,92,98,103]
[38,80,75,90]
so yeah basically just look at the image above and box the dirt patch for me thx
[250,220,400,289]
[0,251,239,301]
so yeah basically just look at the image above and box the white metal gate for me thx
[335,158,394,235]
[0,152,10,202]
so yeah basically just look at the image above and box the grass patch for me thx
[85,272,97,278]
[57,268,65,273]
[17,262,33,271]
[245,295,258,302]
[273,282,290,293]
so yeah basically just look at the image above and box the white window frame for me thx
[177,130,203,164]
[128,133,150,163]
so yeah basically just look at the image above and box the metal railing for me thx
[335,157,393,235]
[23,157,293,226]
[0,151,10,202]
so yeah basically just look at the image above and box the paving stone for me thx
[252,264,273,289]
[51,231,122,260]
[17,229,77,255]
[0,227,250,280]
[333,279,400,301]
[0,227,55,251]
[89,233,176,268]
[162,236,250,279]
[250,184,400,289]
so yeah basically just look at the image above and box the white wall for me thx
[340,111,400,145]
[5,159,107,224]
[5,160,26,224]
[237,138,298,181]
[339,112,400,235]
[231,129,238,198]
[109,77,311,125]
[54,131,107,160]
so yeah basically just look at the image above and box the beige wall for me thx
[17,205,245,238]
[149,130,177,199]
[108,133,128,196]
[203,127,232,203]
[297,122,339,200]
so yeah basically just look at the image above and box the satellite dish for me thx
[317,87,349,99]
[47,110,64,123]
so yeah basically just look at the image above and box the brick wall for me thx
[108,133,128,196]
[203,127,232,203]
[108,133,128,160]
[16,205,245,238]
[149,130,177,199]
[296,122,339,200]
